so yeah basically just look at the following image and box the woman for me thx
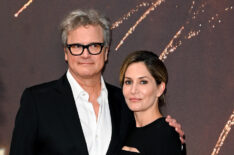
[119,51,182,154]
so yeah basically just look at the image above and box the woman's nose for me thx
[130,83,138,94]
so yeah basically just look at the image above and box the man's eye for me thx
[90,43,101,48]
[91,44,97,47]
[76,45,82,48]
[140,80,148,84]
[124,80,132,85]
[71,44,82,49]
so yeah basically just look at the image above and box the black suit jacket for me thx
[10,74,134,155]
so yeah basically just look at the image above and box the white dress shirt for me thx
[67,70,112,155]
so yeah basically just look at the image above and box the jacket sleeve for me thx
[161,126,183,155]
[10,88,38,155]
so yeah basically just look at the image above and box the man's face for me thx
[65,25,108,80]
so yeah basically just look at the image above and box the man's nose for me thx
[81,48,90,58]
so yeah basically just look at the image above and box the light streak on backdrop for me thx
[159,0,207,61]
[111,2,150,29]
[159,26,184,61]
[114,0,165,51]
[112,0,232,62]
[211,110,234,155]
[14,0,33,18]
[159,0,233,61]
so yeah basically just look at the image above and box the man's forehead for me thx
[71,24,103,32]
[67,24,104,44]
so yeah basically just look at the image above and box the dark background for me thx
[0,0,233,154]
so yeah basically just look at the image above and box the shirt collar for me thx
[66,70,108,100]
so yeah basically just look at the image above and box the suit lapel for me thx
[106,83,122,155]
[56,74,89,155]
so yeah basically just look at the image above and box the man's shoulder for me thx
[25,75,66,95]
[29,80,58,91]
[105,83,123,98]
[105,82,121,92]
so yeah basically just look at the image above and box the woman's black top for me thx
[119,117,182,155]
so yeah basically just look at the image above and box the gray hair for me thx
[60,9,111,46]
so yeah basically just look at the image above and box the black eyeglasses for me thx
[66,42,105,56]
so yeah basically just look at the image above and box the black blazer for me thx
[10,74,134,155]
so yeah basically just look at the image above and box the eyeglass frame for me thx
[66,42,105,56]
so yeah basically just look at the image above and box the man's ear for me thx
[104,47,109,62]
[64,47,68,61]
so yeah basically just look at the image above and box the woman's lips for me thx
[129,98,141,102]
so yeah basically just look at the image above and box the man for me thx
[10,9,184,155]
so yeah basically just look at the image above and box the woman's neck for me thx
[134,108,162,127]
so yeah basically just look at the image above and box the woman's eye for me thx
[124,80,132,85]
[140,80,148,84]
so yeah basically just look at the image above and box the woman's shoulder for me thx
[151,117,180,139]
[149,117,182,154]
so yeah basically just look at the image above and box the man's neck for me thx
[71,73,102,95]
[69,70,102,119]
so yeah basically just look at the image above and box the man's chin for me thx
[78,71,101,78]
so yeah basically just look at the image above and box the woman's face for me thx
[123,62,164,113]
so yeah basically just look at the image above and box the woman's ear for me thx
[157,82,166,97]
